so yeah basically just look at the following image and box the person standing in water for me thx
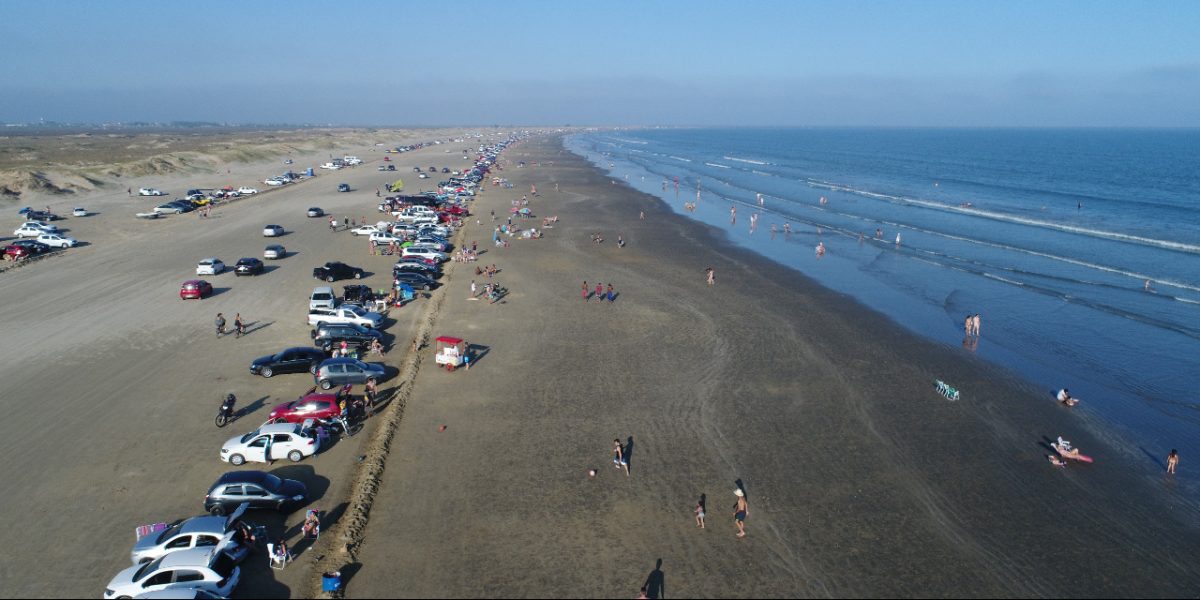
[1167,449,1179,474]
[972,314,981,337]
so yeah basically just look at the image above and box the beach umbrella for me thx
[389,178,405,192]
[519,208,531,214]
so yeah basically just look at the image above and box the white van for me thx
[310,286,338,311]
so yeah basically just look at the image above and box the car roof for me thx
[182,279,205,285]
[320,357,364,366]
[237,257,259,262]
[266,244,284,249]
[214,470,274,485]
[158,547,219,569]
[177,515,227,536]
[312,286,334,294]
[257,423,302,434]
[199,258,220,263]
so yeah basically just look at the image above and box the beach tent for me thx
[388,178,405,193]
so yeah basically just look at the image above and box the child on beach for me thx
[695,500,706,528]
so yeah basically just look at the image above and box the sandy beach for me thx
[1,130,1198,599]
[346,136,1200,597]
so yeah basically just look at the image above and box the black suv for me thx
[311,323,384,352]
[393,271,437,290]
[234,257,264,276]
[204,471,307,515]
[313,261,364,282]
[342,284,373,304]
[393,259,441,277]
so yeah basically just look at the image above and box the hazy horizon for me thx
[3,1,1198,127]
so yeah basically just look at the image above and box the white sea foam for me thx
[668,155,692,162]
[705,162,731,169]
[723,156,770,166]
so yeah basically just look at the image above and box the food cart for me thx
[434,336,465,371]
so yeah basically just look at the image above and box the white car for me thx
[350,225,381,237]
[220,422,320,465]
[417,172,428,179]
[264,178,285,186]
[103,548,239,599]
[72,207,88,217]
[196,258,225,275]
[129,504,248,565]
[263,244,285,260]
[36,233,77,248]
[416,225,452,238]
[401,246,448,262]
[262,224,285,237]
[369,232,403,245]
[413,236,448,251]
[307,304,385,328]
[13,222,56,237]
[236,187,258,195]
[139,187,166,196]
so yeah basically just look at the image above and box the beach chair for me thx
[268,543,290,570]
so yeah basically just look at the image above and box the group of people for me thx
[581,281,617,303]
[214,313,246,338]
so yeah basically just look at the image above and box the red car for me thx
[268,385,352,424]
[180,279,213,300]
[441,205,469,216]
[4,245,32,260]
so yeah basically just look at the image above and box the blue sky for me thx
[2,1,1198,126]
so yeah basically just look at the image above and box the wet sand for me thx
[350,136,1200,597]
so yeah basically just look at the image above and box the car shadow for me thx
[466,343,491,366]
[236,396,271,420]
[208,287,232,297]
[262,265,281,275]
[270,464,331,506]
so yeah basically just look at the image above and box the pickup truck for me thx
[307,304,384,329]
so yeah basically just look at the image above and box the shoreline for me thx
[348,135,1200,597]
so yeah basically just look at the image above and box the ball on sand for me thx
[588,469,597,478]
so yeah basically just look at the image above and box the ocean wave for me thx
[704,162,732,169]
[752,170,773,177]
[723,156,770,166]
[805,179,1200,255]
[668,155,692,162]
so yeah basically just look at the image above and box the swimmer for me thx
[1047,454,1067,467]
[1056,388,1079,407]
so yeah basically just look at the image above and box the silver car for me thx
[129,503,250,565]
[315,357,386,390]
[264,244,286,260]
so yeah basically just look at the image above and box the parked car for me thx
[311,323,384,352]
[369,232,403,245]
[342,284,374,305]
[417,224,452,238]
[103,548,239,599]
[309,286,338,311]
[72,207,88,217]
[417,172,428,179]
[139,188,166,196]
[196,258,225,276]
[337,183,351,193]
[412,236,448,251]
[263,244,285,260]
[234,257,264,276]
[392,259,441,277]
[385,164,396,171]
[180,279,214,300]
[402,246,447,262]
[314,357,386,390]
[3,244,37,260]
[13,222,56,237]
[264,178,285,186]
[393,271,437,290]
[306,207,324,218]
[220,422,320,465]
[307,304,384,329]
[237,187,258,195]
[154,203,185,215]
[203,471,307,516]
[413,166,422,173]
[313,261,364,282]
[262,224,285,237]
[351,225,380,236]
[24,209,60,221]
[442,167,450,173]
[249,347,328,378]
[129,504,249,565]
[267,388,348,424]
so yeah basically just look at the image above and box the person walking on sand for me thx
[606,284,615,303]
[215,313,226,338]
[582,281,590,302]
[1167,449,1179,474]
[595,282,604,304]
[639,210,645,220]
[613,439,629,476]
[706,267,715,286]
[470,280,477,298]
[972,314,981,337]
[733,488,748,537]
[234,313,245,338]
[695,498,706,528]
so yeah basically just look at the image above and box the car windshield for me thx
[239,430,261,443]
[345,306,365,317]
[134,556,165,580]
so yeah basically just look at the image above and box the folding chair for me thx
[268,543,290,570]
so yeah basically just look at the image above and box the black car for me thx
[342,284,373,304]
[249,346,327,378]
[337,183,350,193]
[442,167,450,173]
[393,271,437,290]
[311,322,384,352]
[11,239,52,254]
[428,166,437,172]
[204,471,307,516]
[386,164,396,171]
[313,261,364,282]
[393,260,441,277]
[234,257,264,276]
[25,210,60,221]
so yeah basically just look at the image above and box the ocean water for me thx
[566,128,1200,486]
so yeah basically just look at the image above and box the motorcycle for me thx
[215,394,238,428]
